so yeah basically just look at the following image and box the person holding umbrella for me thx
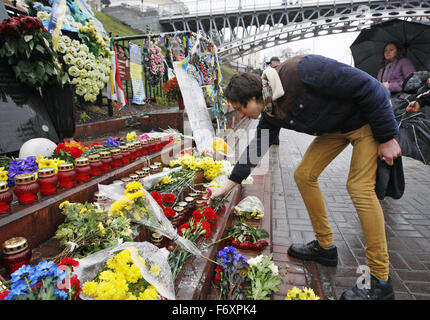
[406,78,430,113]
[377,41,416,98]
[208,54,401,300]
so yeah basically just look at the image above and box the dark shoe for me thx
[287,240,338,267]
[340,275,395,300]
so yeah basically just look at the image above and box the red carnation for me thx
[201,220,211,238]
[192,209,203,223]
[57,257,79,269]
[178,222,189,236]
[0,290,10,300]
[151,190,162,201]
[91,142,101,147]
[163,207,176,218]
[56,142,65,154]
[203,207,218,222]
[162,193,176,204]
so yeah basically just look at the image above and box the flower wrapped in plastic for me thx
[234,196,264,220]
[74,242,175,300]
[97,181,202,258]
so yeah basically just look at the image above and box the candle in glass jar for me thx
[99,151,112,172]
[135,141,143,158]
[1,237,32,276]
[75,157,91,183]
[0,181,13,215]
[57,163,76,189]
[89,154,103,177]
[127,143,136,162]
[37,167,58,196]
[111,148,123,168]
[120,145,131,165]
[141,140,149,155]
[14,173,40,205]
[151,232,165,248]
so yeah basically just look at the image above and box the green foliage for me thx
[227,222,269,244]
[79,111,91,123]
[245,253,283,300]
[55,202,134,259]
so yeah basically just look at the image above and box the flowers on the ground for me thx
[213,246,248,300]
[54,139,89,163]
[36,154,65,174]
[245,253,282,300]
[104,136,120,147]
[227,222,269,250]
[6,156,38,185]
[0,167,8,181]
[126,131,138,142]
[170,154,223,181]
[2,259,81,300]
[234,196,264,220]
[55,202,133,259]
[82,248,160,300]
[284,286,320,300]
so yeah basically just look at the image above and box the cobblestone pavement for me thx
[270,129,430,300]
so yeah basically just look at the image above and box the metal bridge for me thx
[157,0,430,61]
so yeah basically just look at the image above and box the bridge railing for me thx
[157,0,386,19]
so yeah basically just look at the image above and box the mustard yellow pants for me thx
[294,124,389,281]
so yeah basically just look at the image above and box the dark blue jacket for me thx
[229,54,399,184]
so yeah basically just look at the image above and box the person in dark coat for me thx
[406,78,430,112]
[208,54,401,300]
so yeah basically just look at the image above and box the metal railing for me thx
[157,0,391,19]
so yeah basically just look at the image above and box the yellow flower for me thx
[80,207,88,214]
[59,201,70,209]
[0,167,8,181]
[97,222,106,236]
[213,138,229,153]
[125,181,143,193]
[138,285,158,300]
[82,281,99,296]
[159,175,172,185]
[150,264,160,277]
[284,286,320,300]
[126,131,138,142]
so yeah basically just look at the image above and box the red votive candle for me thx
[75,157,91,183]
[13,173,39,205]
[37,167,58,196]
[57,163,76,189]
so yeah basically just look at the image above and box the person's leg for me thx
[345,124,389,282]
[293,132,349,247]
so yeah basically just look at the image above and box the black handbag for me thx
[375,157,405,200]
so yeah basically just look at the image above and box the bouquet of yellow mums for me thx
[169,151,223,181]
[74,242,175,300]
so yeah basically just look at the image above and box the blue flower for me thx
[10,264,33,283]
[54,288,68,300]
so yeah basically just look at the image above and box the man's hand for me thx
[378,138,402,166]
[383,82,390,89]
[206,179,238,204]
[406,101,421,113]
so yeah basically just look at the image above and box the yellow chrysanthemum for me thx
[59,201,70,209]
[212,138,229,153]
[138,285,158,300]
[0,167,8,181]
[159,175,172,185]
[125,181,143,193]
[150,264,160,277]
[82,281,99,296]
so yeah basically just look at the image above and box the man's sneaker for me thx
[287,240,338,267]
[340,275,395,300]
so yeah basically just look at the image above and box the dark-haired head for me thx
[224,72,263,107]
[381,41,405,64]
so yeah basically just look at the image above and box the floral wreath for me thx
[143,39,165,86]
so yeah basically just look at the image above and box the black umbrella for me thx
[350,19,430,78]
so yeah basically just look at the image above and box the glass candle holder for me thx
[111,149,123,168]
[1,237,32,276]
[127,143,136,162]
[134,141,142,158]
[149,165,159,175]
[147,139,155,154]
[142,167,150,177]
[57,163,76,189]
[37,167,58,196]
[174,206,186,226]
[120,145,131,165]
[14,173,40,205]
[0,181,13,215]
[99,151,112,173]
[151,232,166,248]
[129,174,139,181]
[141,140,149,156]
[135,170,145,179]
[75,157,91,183]
[89,154,103,177]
